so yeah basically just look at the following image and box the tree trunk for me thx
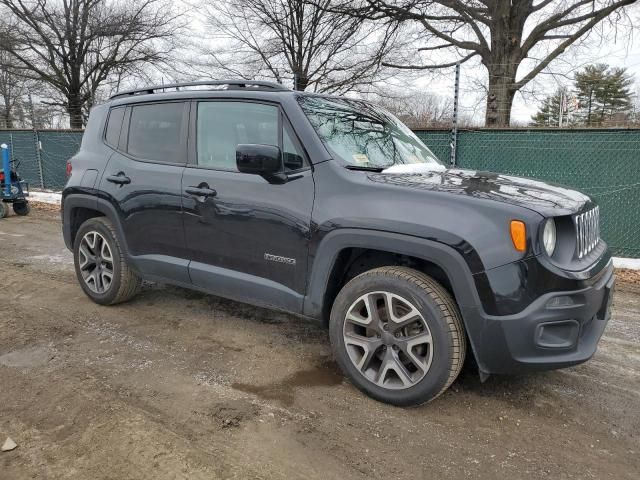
[485,74,516,127]
[1,108,12,129]
[67,94,84,129]
[483,1,526,127]
[293,71,309,91]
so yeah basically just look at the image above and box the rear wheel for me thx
[73,217,141,305]
[12,201,30,216]
[329,266,466,406]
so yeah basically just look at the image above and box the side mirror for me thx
[236,144,282,176]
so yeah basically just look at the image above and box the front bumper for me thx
[463,259,615,375]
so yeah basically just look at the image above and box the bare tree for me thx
[0,49,33,128]
[374,90,453,127]
[0,0,182,128]
[201,0,400,93]
[333,0,637,126]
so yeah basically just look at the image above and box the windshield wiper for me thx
[345,165,385,172]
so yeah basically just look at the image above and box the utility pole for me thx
[587,85,593,126]
[558,90,564,128]
[28,94,45,189]
[27,93,36,129]
[449,62,460,167]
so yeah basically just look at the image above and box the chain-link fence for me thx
[0,127,638,258]
[415,128,640,258]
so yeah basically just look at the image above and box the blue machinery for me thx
[0,143,30,218]
[1,144,9,197]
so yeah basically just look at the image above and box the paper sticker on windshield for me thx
[352,154,368,164]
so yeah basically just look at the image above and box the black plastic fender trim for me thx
[303,228,484,318]
[302,228,488,370]
[62,193,130,256]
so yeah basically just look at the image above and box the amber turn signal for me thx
[510,220,526,252]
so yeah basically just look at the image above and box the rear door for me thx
[182,100,314,312]
[99,101,190,283]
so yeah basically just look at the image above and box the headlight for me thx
[543,218,556,256]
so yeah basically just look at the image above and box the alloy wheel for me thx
[343,291,433,389]
[78,231,114,294]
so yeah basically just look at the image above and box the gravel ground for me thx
[0,207,639,479]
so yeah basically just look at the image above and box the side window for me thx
[197,102,279,171]
[104,107,125,148]
[127,103,185,163]
[283,123,306,171]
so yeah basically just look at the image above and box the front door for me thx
[182,100,314,312]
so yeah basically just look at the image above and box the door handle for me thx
[106,172,131,185]
[185,186,217,197]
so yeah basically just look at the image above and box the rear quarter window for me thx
[104,107,125,148]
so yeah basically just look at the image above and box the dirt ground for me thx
[1,206,639,480]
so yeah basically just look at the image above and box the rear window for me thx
[104,107,125,148]
[127,103,185,163]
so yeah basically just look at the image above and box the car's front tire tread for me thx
[331,266,467,405]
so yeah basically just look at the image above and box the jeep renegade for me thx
[62,80,615,406]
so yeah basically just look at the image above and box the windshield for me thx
[298,95,442,168]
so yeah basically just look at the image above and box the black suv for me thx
[62,80,615,406]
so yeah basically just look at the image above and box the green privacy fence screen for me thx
[0,127,638,257]
[415,128,640,258]
[0,129,83,191]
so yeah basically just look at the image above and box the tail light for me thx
[66,160,72,177]
[0,171,4,182]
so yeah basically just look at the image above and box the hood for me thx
[367,168,592,217]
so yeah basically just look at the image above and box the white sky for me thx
[509,30,640,123]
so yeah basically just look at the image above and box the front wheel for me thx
[329,266,466,406]
[0,202,8,218]
[73,217,141,305]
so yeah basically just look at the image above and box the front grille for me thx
[574,206,600,259]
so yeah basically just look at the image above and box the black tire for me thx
[0,202,7,218]
[73,217,141,305]
[12,201,30,216]
[329,266,466,406]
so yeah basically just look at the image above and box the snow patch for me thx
[381,163,446,174]
[613,257,640,270]
[29,190,62,205]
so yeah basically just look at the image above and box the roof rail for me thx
[110,80,290,99]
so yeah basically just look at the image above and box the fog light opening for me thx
[536,320,580,349]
